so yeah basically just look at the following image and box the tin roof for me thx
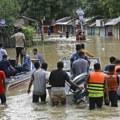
[105,16,120,26]
[55,17,72,25]
[19,16,37,22]
[56,17,71,23]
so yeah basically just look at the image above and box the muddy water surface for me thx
[1,36,120,120]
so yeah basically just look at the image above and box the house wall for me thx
[23,19,29,25]
[105,26,113,36]
[105,23,120,39]
[113,23,120,39]
[87,27,105,36]
[99,27,105,36]
[95,27,100,35]
[0,27,14,47]
[87,27,95,35]
[15,18,25,26]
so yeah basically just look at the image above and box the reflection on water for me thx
[1,36,120,120]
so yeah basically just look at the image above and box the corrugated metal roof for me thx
[105,16,120,26]
[55,16,73,25]
[55,17,71,23]
[55,20,72,25]
[19,16,37,22]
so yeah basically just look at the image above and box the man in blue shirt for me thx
[15,49,31,72]
[70,44,81,64]
[33,48,44,65]
[0,55,17,78]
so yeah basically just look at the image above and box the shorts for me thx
[32,94,46,103]
[51,87,66,101]
[0,93,6,105]
[16,47,24,58]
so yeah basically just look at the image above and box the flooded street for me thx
[1,36,120,120]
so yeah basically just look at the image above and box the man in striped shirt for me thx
[10,28,26,65]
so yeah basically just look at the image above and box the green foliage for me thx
[22,26,36,47]
[0,0,21,25]
[18,0,82,21]
[99,0,120,18]
[0,0,119,25]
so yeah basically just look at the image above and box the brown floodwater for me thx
[1,36,120,120]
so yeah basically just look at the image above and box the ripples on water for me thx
[1,36,120,120]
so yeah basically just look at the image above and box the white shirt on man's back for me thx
[31,68,49,95]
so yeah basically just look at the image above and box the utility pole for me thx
[41,16,45,42]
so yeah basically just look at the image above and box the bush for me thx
[22,26,35,47]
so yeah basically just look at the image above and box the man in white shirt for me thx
[27,62,49,103]
[0,43,7,61]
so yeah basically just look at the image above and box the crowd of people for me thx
[0,28,45,105]
[1,29,120,111]
[26,43,120,110]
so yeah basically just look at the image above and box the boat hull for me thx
[6,72,33,91]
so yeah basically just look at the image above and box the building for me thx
[55,17,78,34]
[0,19,9,47]
[14,16,37,27]
[105,16,120,39]
[85,18,106,36]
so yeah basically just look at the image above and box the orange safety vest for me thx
[106,75,118,91]
[114,65,120,75]
[89,72,105,84]
[88,72,105,97]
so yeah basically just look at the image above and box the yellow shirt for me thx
[81,49,95,57]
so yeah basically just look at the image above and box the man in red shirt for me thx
[0,70,6,105]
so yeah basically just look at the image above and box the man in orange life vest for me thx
[86,63,106,110]
[106,65,119,107]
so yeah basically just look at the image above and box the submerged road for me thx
[1,36,120,120]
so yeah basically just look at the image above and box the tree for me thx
[18,0,120,22]
[18,0,82,22]
[81,0,109,18]
[0,0,20,25]
[99,0,120,18]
